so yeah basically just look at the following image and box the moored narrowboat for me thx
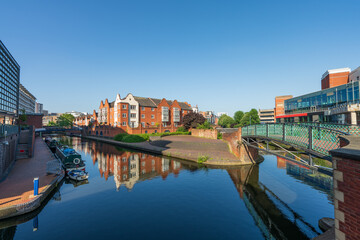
[56,145,86,173]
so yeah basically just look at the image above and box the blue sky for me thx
[1,0,359,116]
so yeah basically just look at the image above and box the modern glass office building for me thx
[278,79,360,124]
[285,81,359,114]
[0,40,20,124]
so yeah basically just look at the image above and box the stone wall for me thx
[20,114,43,129]
[191,129,217,139]
[0,133,18,180]
[330,136,360,240]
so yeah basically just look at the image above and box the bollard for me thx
[33,177,39,196]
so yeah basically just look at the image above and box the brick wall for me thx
[222,128,259,163]
[191,129,217,139]
[330,136,360,240]
[20,114,43,128]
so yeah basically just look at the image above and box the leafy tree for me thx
[182,112,206,130]
[218,114,236,128]
[197,120,211,129]
[176,126,188,132]
[57,114,75,128]
[47,121,58,126]
[239,109,260,126]
[233,111,244,124]
[19,109,27,123]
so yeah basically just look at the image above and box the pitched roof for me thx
[109,101,115,107]
[134,97,157,107]
[178,102,192,110]
[149,98,162,106]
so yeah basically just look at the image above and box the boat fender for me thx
[73,158,81,164]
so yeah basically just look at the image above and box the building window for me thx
[151,114,154,119]
[122,157,127,162]
[151,108,155,111]
[163,123,167,127]
[141,114,145,118]
[122,122,126,126]
[174,123,178,127]
[122,166,127,170]
[151,122,154,125]
[130,113,136,118]
[141,122,145,127]
[122,104,127,109]
[130,105,136,110]
[122,113,127,118]
[142,107,145,111]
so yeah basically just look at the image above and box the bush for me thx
[197,120,211,129]
[197,155,209,163]
[114,133,128,141]
[121,135,147,143]
[176,126,188,132]
[217,132,222,139]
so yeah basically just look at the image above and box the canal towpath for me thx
[0,137,64,220]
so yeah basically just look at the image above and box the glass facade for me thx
[0,41,20,116]
[285,81,360,115]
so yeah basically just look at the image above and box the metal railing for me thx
[241,123,349,156]
[0,124,19,137]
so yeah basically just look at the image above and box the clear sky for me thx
[1,0,359,116]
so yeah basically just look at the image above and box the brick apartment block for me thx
[75,93,193,134]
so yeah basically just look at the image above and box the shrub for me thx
[176,126,188,132]
[197,120,211,129]
[114,133,128,141]
[217,132,222,139]
[197,155,209,163]
[121,135,147,143]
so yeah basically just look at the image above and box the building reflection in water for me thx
[228,156,333,240]
[71,138,181,191]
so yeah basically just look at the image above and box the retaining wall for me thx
[191,129,217,139]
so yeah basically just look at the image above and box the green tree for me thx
[239,109,260,126]
[197,120,211,129]
[57,114,75,128]
[19,109,27,123]
[233,111,244,124]
[218,114,236,128]
[47,121,58,126]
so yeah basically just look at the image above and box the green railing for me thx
[0,124,18,137]
[299,122,360,136]
[241,123,348,156]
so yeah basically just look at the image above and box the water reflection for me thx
[0,137,334,240]
[71,137,182,191]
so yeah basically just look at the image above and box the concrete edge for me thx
[0,170,65,221]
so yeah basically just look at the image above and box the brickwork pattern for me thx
[333,156,360,240]
[191,129,217,139]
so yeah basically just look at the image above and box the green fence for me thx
[241,123,346,156]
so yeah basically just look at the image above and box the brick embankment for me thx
[80,135,255,166]
[0,137,64,220]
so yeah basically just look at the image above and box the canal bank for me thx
[0,137,64,220]
[78,135,261,166]
[0,136,334,240]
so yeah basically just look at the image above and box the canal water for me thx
[0,137,334,240]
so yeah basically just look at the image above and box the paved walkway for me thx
[151,135,241,165]
[0,137,60,209]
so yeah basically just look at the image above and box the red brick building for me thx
[274,95,293,117]
[79,93,193,134]
[321,68,351,90]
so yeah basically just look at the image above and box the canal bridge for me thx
[241,123,360,160]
